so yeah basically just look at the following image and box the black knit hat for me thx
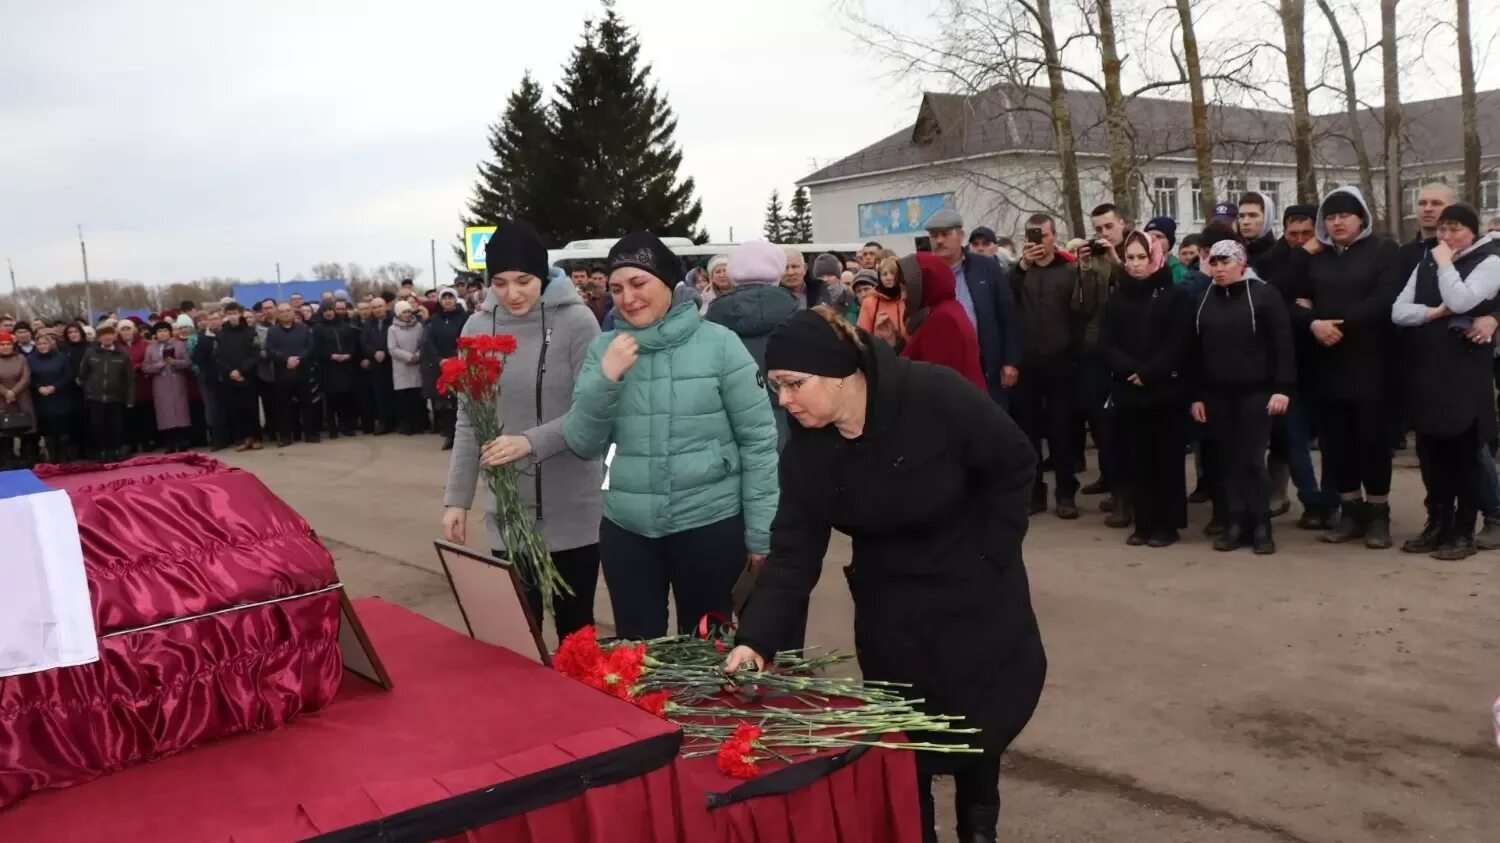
[765,310,862,378]
[484,219,551,287]
[1319,190,1366,221]
[1438,203,1482,237]
[1283,203,1317,225]
[607,231,682,288]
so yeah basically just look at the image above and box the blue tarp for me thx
[231,281,348,306]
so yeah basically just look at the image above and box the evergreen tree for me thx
[456,72,564,264]
[763,190,786,242]
[552,2,705,241]
[787,186,815,243]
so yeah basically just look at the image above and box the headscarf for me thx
[1123,230,1165,276]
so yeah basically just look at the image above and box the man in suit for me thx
[922,208,1021,410]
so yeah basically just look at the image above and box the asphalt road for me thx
[220,434,1498,842]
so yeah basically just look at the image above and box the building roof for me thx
[800,85,1500,186]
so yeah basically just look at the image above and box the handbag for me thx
[0,408,34,432]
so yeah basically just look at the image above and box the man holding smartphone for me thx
[1069,204,1131,522]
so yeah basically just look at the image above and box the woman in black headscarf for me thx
[727,307,1046,843]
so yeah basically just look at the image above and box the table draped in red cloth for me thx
[0,455,343,810]
[0,599,920,843]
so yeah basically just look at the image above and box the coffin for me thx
[0,455,343,810]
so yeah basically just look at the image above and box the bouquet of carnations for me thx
[552,625,979,779]
[439,334,572,611]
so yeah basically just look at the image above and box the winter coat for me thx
[360,315,394,379]
[1012,253,1081,369]
[1098,265,1192,408]
[122,337,152,404]
[77,343,135,405]
[706,282,801,452]
[735,339,1046,749]
[313,317,363,394]
[387,318,425,391]
[214,321,260,386]
[190,332,220,384]
[1190,273,1296,397]
[444,275,604,553]
[1248,234,1290,285]
[0,352,35,430]
[1279,186,1404,402]
[900,252,987,392]
[143,339,192,430]
[421,306,467,399]
[1394,235,1500,440]
[564,301,780,554]
[263,322,314,383]
[953,249,1021,401]
[1075,249,1115,354]
[856,293,907,342]
[26,349,78,419]
[64,340,90,375]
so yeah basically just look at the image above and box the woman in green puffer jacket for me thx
[564,231,780,639]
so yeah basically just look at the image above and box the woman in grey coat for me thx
[442,219,604,637]
[387,301,426,434]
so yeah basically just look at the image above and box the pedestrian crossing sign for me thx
[465,226,496,272]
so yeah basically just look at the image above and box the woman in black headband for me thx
[728,306,1046,843]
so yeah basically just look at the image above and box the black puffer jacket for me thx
[1098,265,1192,407]
[313,317,363,394]
[214,320,259,383]
[1191,274,1296,397]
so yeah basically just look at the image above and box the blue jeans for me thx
[1270,399,1337,509]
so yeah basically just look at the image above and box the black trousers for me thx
[599,515,746,640]
[364,365,395,432]
[433,398,457,439]
[393,388,425,433]
[258,378,279,439]
[37,413,75,462]
[1014,359,1080,499]
[1204,391,1272,517]
[275,376,319,442]
[127,402,156,451]
[1074,356,1122,489]
[1417,427,1482,538]
[1317,399,1392,497]
[326,389,358,435]
[917,749,1003,843]
[494,543,600,641]
[1118,403,1189,534]
[88,401,126,457]
[224,381,260,443]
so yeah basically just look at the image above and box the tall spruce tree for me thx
[763,190,786,242]
[552,2,704,241]
[457,72,566,261]
[786,186,814,243]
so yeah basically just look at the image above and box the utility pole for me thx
[430,239,437,287]
[7,258,15,301]
[276,262,282,299]
[78,225,93,319]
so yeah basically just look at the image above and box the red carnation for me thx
[716,732,761,779]
[492,334,518,355]
[553,625,604,681]
[636,690,672,717]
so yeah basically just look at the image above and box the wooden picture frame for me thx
[432,540,550,665]
[337,588,393,690]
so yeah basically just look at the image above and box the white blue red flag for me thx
[0,470,97,677]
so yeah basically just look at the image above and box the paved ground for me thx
[220,435,1498,842]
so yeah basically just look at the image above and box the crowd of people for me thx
[0,280,484,466]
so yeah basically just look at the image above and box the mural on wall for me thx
[858,192,956,237]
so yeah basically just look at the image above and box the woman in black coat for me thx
[728,307,1046,843]
[1100,232,1193,546]
[421,288,467,449]
[62,323,93,456]
[28,332,80,461]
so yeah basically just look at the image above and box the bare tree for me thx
[1176,0,1217,219]
[1035,0,1086,235]
[1457,0,1480,208]
[1315,0,1378,208]
[1380,0,1403,234]
[1279,0,1318,202]
[310,262,345,281]
[1094,0,1134,219]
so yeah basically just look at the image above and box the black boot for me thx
[1203,502,1229,537]
[1364,502,1393,549]
[1432,534,1477,561]
[1252,515,1276,554]
[1213,515,1248,551]
[955,803,1000,843]
[1320,501,1368,544]
[1080,477,1108,495]
[1104,497,1133,528]
[1475,515,1500,550]
[1401,508,1447,554]
[1297,505,1331,530]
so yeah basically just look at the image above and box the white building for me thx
[800,85,1500,252]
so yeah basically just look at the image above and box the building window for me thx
[1322,180,1341,199]
[1257,180,1281,213]
[1190,179,1203,222]
[1224,178,1246,205]
[1402,178,1422,218]
[1152,176,1179,220]
[1481,170,1499,212]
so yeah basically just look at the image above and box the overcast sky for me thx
[3,0,1494,288]
[1,0,935,287]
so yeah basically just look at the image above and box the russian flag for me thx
[0,470,97,677]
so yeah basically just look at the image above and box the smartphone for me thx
[1026,227,1043,245]
[163,346,176,359]
[915,235,932,253]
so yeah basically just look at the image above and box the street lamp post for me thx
[78,225,93,319]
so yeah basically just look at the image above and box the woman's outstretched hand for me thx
[723,645,766,675]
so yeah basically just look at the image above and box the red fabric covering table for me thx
[0,599,919,843]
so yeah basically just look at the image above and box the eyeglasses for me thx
[768,375,815,394]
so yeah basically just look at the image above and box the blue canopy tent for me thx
[230,281,348,307]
